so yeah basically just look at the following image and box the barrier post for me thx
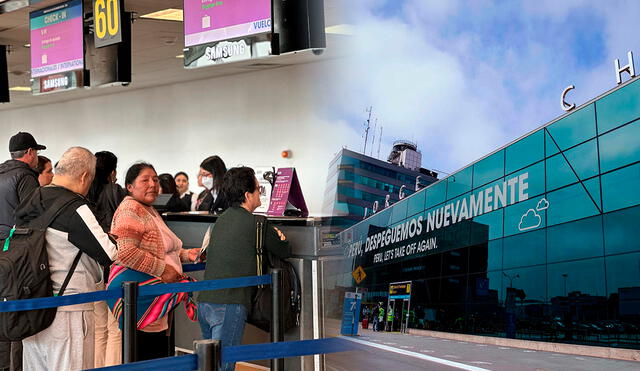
[270,268,284,371]
[194,339,221,371]
[123,281,138,363]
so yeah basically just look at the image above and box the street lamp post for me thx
[503,272,520,288]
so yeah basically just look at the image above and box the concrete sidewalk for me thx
[324,329,640,371]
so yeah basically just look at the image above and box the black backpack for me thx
[0,192,82,341]
[248,216,301,333]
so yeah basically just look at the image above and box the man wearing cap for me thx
[0,132,46,240]
[0,132,45,371]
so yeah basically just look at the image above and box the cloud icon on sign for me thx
[536,198,550,211]
[519,209,541,231]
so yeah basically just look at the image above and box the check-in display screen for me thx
[184,0,272,47]
[30,0,84,78]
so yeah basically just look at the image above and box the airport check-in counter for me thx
[163,212,342,370]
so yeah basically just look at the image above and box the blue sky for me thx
[323,0,640,174]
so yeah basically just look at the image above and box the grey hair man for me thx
[0,132,46,371]
[15,147,117,371]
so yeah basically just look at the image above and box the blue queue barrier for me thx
[0,270,285,370]
[93,337,361,371]
[0,267,361,371]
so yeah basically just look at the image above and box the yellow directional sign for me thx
[352,266,367,284]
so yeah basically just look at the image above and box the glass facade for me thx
[334,78,640,349]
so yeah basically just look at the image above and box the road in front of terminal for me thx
[324,329,640,371]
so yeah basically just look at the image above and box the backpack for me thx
[0,193,82,341]
[248,216,301,333]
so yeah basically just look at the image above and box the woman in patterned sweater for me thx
[109,162,198,361]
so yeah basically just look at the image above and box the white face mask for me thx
[202,176,214,190]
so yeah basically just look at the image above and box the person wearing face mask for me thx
[108,163,199,361]
[195,156,228,214]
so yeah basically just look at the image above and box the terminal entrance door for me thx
[387,281,412,333]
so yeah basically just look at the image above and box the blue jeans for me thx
[198,303,247,371]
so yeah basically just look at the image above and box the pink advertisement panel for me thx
[184,0,271,47]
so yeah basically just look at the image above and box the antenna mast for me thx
[377,126,383,159]
[370,118,378,156]
[363,106,372,154]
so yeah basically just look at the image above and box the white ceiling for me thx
[0,0,350,110]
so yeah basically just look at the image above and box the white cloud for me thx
[322,0,640,175]
[326,1,515,172]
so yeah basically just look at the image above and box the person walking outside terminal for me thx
[375,303,385,332]
[0,132,46,371]
[199,167,290,371]
[16,147,117,371]
[195,155,227,213]
[108,163,198,361]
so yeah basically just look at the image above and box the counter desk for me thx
[163,212,342,371]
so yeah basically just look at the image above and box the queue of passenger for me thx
[0,132,290,371]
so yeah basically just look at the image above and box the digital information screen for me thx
[184,0,272,47]
[30,0,84,78]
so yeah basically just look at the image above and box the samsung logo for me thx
[43,76,69,90]
[205,40,248,61]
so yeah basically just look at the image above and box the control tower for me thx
[387,140,422,171]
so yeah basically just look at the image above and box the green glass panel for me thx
[583,177,601,210]
[505,130,544,174]
[406,189,426,217]
[487,240,503,272]
[472,208,503,240]
[564,138,599,180]
[547,258,606,298]
[473,150,505,188]
[602,162,640,212]
[596,79,640,134]
[606,252,640,298]
[547,183,600,226]
[390,198,408,224]
[547,104,596,151]
[599,120,640,173]
[546,153,577,191]
[547,215,603,263]
[603,205,640,255]
[425,180,447,209]
[503,229,546,269]
[545,130,560,156]
[446,166,473,200]
[503,265,547,302]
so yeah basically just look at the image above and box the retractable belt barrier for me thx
[0,274,270,313]
[92,338,360,371]
[0,266,357,371]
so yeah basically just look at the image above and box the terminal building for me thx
[335,76,640,349]
[323,142,438,227]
